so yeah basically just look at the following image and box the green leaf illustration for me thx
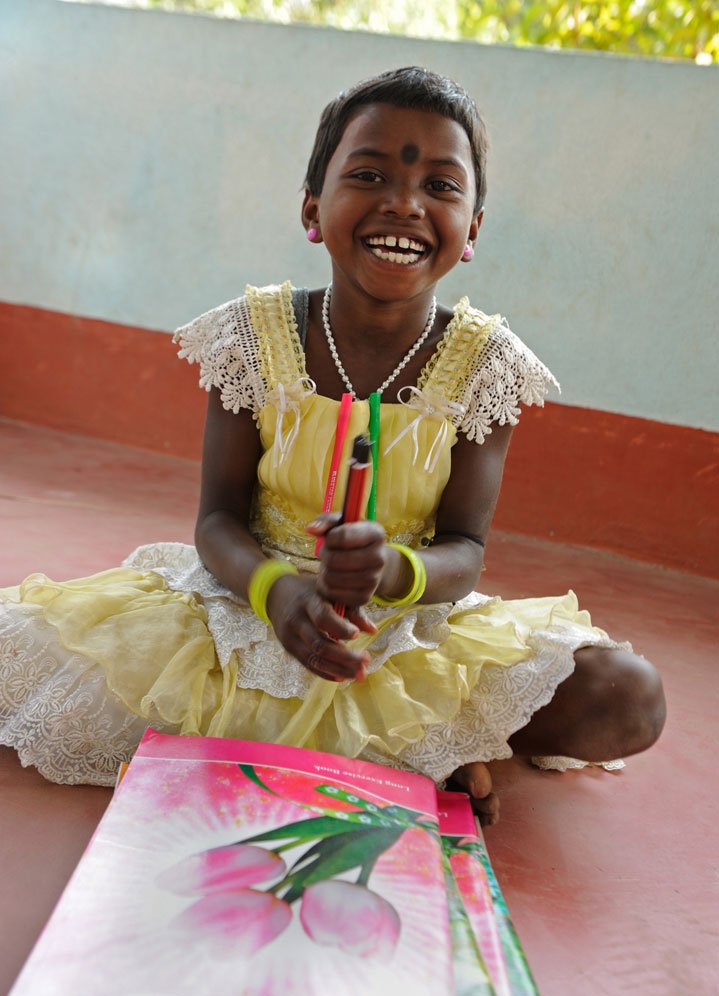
[234,762,436,907]
[278,828,404,904]
[241,815,362,848]
[453,839,538,994]
[442,851,496,996]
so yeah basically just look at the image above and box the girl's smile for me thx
[364,233,428,265]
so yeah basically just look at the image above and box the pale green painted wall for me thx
[2,0,718,429]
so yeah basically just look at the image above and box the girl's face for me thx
[303,104,482,304]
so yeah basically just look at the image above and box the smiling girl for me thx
[0,68,665,821]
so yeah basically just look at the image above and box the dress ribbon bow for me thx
[265,377,316,467]
[383,386,466,474]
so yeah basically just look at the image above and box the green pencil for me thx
[367,391,381,520]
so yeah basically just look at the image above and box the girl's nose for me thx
[380,183,425,219]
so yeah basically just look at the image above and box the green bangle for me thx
[373,543,427,607]
[248,559,298,623]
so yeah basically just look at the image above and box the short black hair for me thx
[304,66,488,212]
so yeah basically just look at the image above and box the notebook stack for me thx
[12,730,538,995]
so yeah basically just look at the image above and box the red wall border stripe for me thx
[1,301,204,459]
[2,301,717,577]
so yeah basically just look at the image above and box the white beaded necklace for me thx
[321,284,437,401]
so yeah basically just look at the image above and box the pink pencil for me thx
[314,391,353,556]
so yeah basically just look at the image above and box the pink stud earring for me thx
[461,244,474,262]
[307,227,318,242]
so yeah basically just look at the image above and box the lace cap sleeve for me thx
[458,315,560,442]
[173,295,265,415]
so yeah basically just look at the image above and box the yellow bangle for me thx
[248,559,298,623]
[373,543,427,607]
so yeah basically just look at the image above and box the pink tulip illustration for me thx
[299,881,401,962]
[157,844,286,896]
[174,889,291,957]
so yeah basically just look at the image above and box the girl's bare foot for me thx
[449,760,500,826]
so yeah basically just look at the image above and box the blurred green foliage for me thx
[128,0,718,63]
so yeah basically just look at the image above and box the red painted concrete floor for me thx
[1,418,717,995]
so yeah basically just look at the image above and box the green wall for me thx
[2,0,718,429]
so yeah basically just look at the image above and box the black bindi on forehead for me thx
[400,143,420,165]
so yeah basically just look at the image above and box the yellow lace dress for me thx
[0,283,628,785]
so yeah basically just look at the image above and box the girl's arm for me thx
[195,388,370,681]
[194,389,265,591]
[313,421,513,606]
[420,420,514,600]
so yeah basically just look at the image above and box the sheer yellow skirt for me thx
[0,563,624,786]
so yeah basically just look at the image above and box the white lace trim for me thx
[121,543,629,780]
[390,625,631,782]
[174,287,559,442]
[456,318,560,442]
[122,542,267,671]
[1,567,630,785]
[232,598,472,700]
[172,294,266,416]
[0,602,150,787]
[530,755,625,772]
[122,544,492,699]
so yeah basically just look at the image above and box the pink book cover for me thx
[438,790,512,996]
[12,731,454,995]
[438,792,538,996]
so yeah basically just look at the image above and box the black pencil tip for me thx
[351,434,371,464]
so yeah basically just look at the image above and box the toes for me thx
[470,791,500,827]
[453,761,493,800]
[448,762,500,826]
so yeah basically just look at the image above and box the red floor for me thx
[1,418,717,995]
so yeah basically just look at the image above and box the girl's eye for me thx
[352,170,383,183]
[427,179,459,193]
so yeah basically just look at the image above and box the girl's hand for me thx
[307,514,387,612]
[265,573,371,683]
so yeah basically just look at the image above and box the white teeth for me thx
[366,235,427,252]
[370,248,421,264]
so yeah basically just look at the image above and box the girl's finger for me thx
[306,598,360,643]
[345,607,378,635]
[294,613,367,680]
[319,546,386,572]
[316,576,380,607]
[303,642,366,682]
[305,655,344,682]
[304,649,366,683]
[321,521,386,550]
[305,512,342,535]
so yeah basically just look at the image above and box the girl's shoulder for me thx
[173,281,303,415]
[427,297,560,442]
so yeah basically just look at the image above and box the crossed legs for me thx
[452,646,666,825]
